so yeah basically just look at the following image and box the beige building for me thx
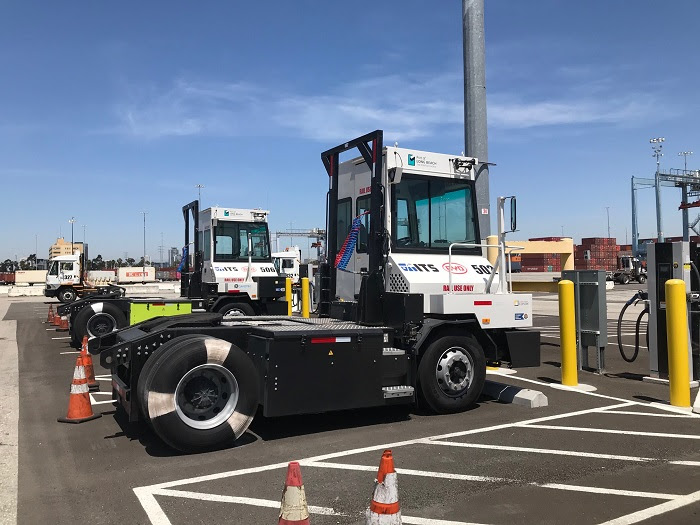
[49,238,84,258]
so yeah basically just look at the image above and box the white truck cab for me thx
[334,145,531,330]
[45,253,82,302]
[181,204,287,317]
[272,246,302,284]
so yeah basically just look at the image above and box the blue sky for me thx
[1,1,699,262]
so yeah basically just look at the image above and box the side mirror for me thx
[510,197,517,232]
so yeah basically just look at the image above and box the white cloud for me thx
[113,70,663,141]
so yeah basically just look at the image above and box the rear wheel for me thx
[218,302,256,319]
[72,302,127,343]
[57,287,77,303]
[637,274,647,284]
[138,335,259,452]
[418,335,486,414]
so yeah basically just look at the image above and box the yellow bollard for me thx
[559,279,578,386]
[665,279,691,407]
[301,277,310,318]
[486,234,498,265]
[285,277,292,317]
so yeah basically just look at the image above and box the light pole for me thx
[650,137,665,242]
[605,207,610,238]
[68,217,76,254]
[196,184,204,208]
[141,211,148,278]
[679,151,693,172]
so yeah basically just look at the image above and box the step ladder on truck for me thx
[89,130,541,453]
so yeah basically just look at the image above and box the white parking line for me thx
[428,441,652,462]
[150,488,343,516]
[59,351,80,355]
[132,399,698,524]
[599,410,696,418]
[304,461,679,500]
[521,424,700,440]
[51,336,71,340]
[303,461,507,483]
[599,487,700,525]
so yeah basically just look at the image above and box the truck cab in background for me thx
[45,253,83,303]
[180,203,287,317]
[272,246,302,284]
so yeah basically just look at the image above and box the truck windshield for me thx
[391,175,480,254]
[214,222,271,262]
[47,261,58,276]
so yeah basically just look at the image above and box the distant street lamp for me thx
[68,217,76,254]
[196,184,205,208]
[679,151,693,172]
[605,207,611,238]
[650,137,665,242]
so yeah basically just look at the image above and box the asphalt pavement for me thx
[5,294,700,525]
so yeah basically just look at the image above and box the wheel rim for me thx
[174,364,239,430]
[435,346,474,397]
[61,290,74,302]
[86,313,117,337]
[222,307,247,319]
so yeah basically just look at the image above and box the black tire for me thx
[217,302,256,319]
[138,335,259,452]
[137,334,208,422]
[637,274,647,284]
[72,302,127,343]
[620,275,630,285]
[418,335,486,414]
[57,287,77,303]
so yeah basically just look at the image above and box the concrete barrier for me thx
[7,286,44,297]
[0,287,8,296]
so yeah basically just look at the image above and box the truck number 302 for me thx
[471,264,493,275]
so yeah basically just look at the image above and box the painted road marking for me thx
[598,488,700,525]
[522,424,700,439]
[486,371,700,416]
[429,441,652,462]
[59,351,80,355]
[304,461,679,500]
[89,393,116,406]
[51,336,71,340]
[132,398,700,524]
[599,410,696,418]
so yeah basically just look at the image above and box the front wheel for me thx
[418,335,486,414]
[637,274,647,284]
[57,287,77,303]
[138,335,259,452]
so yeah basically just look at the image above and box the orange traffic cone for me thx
[80,336,99,392]
[279,462,310,525]
[58,316,69,331]
[57,355,102,424]
[52,312,62,326]
[47,305,54,323]
[366,450,401,524]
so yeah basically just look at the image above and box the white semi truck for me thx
[90,130,539,452]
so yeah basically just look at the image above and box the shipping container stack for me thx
[520,237,565,272]
[574,238,619,271]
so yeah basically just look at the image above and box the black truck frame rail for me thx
[90,313,415,423]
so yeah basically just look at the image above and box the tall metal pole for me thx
[605,207,610,238]
[631,177,639,257]
[679,152,693,242]
[196,184,204,209]
[142,211,148,277]
[68,217,76,254]
[650,138,665,242]
[463,0,490,238]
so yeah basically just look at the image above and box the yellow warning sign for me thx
[328,350,334,356]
